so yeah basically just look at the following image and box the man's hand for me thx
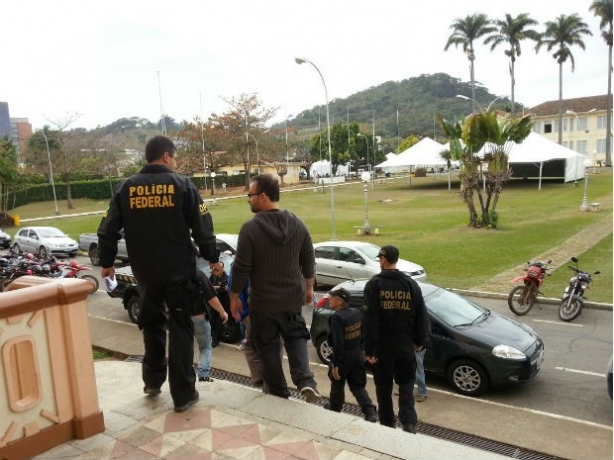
[332,366,340,380]
[101,266,115,279]
[305,287,314,305]
[220,310,229,324]
[230,296,243,322]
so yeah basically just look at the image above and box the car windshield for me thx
[425,287,489,327]
[354,243,381,260]
[38,228,66,238]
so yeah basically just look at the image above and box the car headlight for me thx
[492,345,526,360]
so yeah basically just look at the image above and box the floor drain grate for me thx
[123,357,568,460]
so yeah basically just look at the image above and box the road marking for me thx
[555,367,605,377]
[533,319,584,327]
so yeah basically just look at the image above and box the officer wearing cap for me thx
[325,288,377,423]
[363,245,429,434]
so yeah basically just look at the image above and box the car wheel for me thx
[126,295,141,324]
[12,243,21,254]
[89,246,101,266]
[220,318,242,343]
[447,359,489,396]
[38,246,48,259]
[315,335,333,365]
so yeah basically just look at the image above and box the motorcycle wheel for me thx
[507,285,535,315]
[79,274,100,294]
[559,295,583,322]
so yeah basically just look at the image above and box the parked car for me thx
[313,241,426,287]
[0,228,11,249]
[79,230,129,266]
[310,279,544,397]
[108,236,241,343]
[12,226,78,258]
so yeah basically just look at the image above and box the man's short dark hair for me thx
[251,174,280,202]
[145,135,176,163]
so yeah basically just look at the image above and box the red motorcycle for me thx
[56,260,100,294]
[507,259,551,315]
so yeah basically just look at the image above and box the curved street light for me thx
[357,133,374,190]
[360,171,371,234]
[455,94,504,113]
[295,57,336,240]
[580,159,593,212]
[38,130,59,215]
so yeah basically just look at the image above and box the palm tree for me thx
[536,14,592,145]
[589,0,613,166]
[485,13,541,118]
[444,14,496,112]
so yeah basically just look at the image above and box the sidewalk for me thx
[31,360,510,460]
[33,314,610,460]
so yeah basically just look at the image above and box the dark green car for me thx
[311,279,544,397]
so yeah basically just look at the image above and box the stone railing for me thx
[0,276,104,460]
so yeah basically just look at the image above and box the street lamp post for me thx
[580,159,593,212]
[296,57,336,240]
[357,132,369,176]
[39,131,59,215]
[246,133,260,175]
[211,172,217,205]
[361,171,371,234]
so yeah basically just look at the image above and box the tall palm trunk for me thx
[510,58,516,118]
[606,40,613,166]
[557,62,564,145]
[469,53,477,112]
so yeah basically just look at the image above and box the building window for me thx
[563,119,569,131]
[576,140,587,154]
[597,116,607,130]
[597,139,606,153]
[563,141,569,149]
[532,121,542,133]
[544,122,552,133]
[578,117,588,131]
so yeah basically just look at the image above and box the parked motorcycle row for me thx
[508,256,600,322]
[0,250,99,294]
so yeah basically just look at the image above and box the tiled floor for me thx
[31,362,378,460]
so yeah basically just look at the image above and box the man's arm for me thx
[185,182,220,264]
[97,192,124,278]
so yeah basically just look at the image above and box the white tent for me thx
[388,137,448,167]
[480,132,586,188]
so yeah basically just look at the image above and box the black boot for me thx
[364,407,377,423]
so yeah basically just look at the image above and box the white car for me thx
[313,241,426,287]
[13,226,78,259]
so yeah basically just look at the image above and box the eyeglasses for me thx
[247,192,262,198]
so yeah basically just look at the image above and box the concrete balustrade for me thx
[0,276,104,460]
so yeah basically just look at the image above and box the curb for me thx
[449,288,613,311]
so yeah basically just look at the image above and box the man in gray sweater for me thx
[230,174,321,403]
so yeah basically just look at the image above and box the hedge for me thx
[5,174,248,210]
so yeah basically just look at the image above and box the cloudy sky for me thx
[2,0,608,131]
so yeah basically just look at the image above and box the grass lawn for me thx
[6,171,613,303]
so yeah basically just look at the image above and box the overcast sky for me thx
[2,0,608,131]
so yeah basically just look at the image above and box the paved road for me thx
[79,259,613,428]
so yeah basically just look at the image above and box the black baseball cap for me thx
[377,245,399,263]
[328,288,351,303]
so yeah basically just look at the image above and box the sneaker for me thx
[415,394,427,402]
[174,391,199,412]
[300,386,322,404]
[364,407,378,423]
[199,376,214,382]
[402,422,417,434]
[143,386,161,397]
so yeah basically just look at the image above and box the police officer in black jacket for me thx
[363,245,429,434]
[324,288,377,422]
[98,135,222,413]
